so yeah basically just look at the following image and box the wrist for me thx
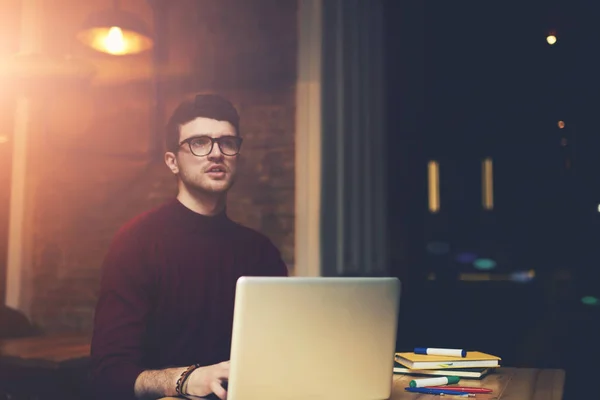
[175,364,200,396]
[184,365,206,396]
[181,367,196,395]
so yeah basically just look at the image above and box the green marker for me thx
[409,376,460,388]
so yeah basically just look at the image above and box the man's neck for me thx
[177,186,226,217]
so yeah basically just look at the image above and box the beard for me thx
[178,168,236,195]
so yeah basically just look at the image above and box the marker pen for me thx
[405,387,474,397]
[409,376,460,388]
[414,347,467,357]
[427,386,493,393]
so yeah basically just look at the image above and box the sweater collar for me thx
[170,198,232,232]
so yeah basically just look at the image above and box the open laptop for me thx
[227,276,401,400]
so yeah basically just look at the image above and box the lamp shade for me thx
[76,8,153,55]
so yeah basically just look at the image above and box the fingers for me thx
[210,379,228,400]
[218,361,230,377]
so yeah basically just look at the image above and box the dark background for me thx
[385,1,600,399]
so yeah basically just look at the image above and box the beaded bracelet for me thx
[175,363,201,396]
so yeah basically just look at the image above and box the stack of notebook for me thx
[393,349,501,379]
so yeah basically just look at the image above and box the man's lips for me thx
[206,165,227,173]
[205,165,228,179]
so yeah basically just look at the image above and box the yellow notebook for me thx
[394,351,501,370]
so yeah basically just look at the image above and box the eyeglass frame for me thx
[178,135,243,157]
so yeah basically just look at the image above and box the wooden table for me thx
[0,333,91,399]
[160,367,565,400]
[390,368,565,399]
[0,333,91,369]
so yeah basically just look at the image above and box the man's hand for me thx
[184,361,230,399]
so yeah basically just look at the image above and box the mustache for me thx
[205,164,228,172]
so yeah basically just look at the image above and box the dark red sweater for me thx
[90,199,288,399]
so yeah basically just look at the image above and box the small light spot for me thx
[456,252,477,264]
[547,34,557,45]
[473,258,497,270]
[510,270,535,283]
[581,296,599,306]
[0,136,8,144]
[557,120,565,129]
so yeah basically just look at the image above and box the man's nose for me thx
[207,142,224,159]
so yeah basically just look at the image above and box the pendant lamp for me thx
[76,0,153,56]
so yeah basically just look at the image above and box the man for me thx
[90,94,288,400]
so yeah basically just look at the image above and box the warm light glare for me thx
[0,136,8,144]
[428,161,440,213]
[104,26,126,55]
[547,34,557,45]
[558,120,565,129]
[77,26,153,55]
[482,157,494,210]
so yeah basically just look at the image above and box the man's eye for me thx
[191,138,210,147]
[220,138,235,147]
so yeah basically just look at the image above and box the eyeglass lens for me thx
[188,136,241,156]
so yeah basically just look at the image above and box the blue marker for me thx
[405,387,474,397]
[414,347,467,357]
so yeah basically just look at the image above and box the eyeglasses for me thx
[179,135,243,157]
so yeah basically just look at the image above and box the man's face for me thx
[168,117,240,194]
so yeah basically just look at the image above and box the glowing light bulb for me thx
[103,26,126,55]
[558,120,565,129]
[546,34,557,45]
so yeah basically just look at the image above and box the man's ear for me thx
[164,152,179,174]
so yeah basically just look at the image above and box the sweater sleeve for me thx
[90,225,155,400]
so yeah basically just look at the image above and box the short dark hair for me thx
[165,93,240,153]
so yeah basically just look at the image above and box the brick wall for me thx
[19,0,297,332]
[223,88,296,268]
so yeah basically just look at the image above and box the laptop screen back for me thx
[228,277,401,400]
